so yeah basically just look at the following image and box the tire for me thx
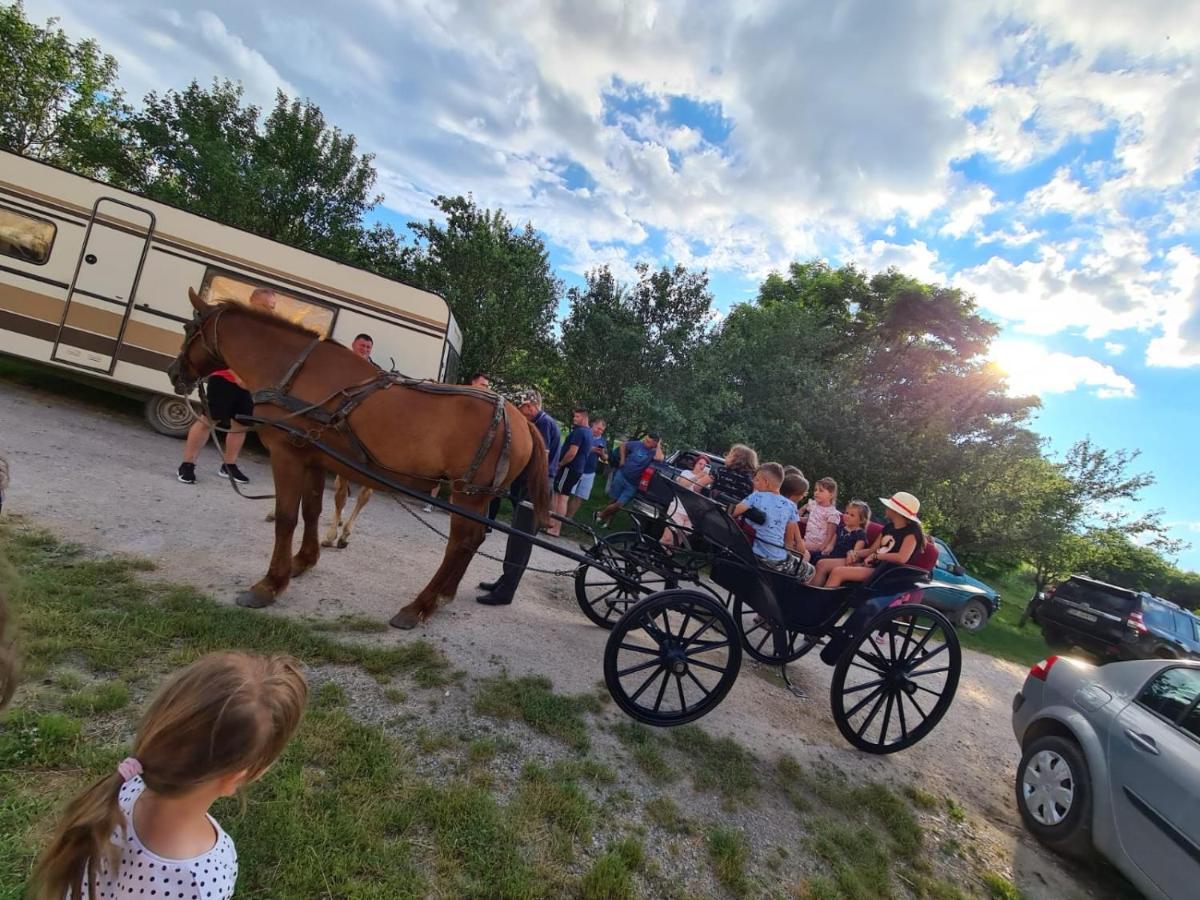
[830,603,961,754]
[1015,734,1094,859]
[574,532,678,629]
[144,394,195,438]
[1041,626,1069,651]
[956,598,990,634]
[732,596,818,663]
[604,589,741,726]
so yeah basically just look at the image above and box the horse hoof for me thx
[389,610,422,630]
[320,539,334,548]
[336,539,349,549]
[265,513,276,522]
[291,563,312,578]
[236,590,275,609]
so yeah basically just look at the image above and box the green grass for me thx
[644,795,692,835]
[982,872,1025,900]
[473,673,602,750]
[62,680,129,715]
[669,725,760,806]
[958,568,1053,666]
[707,826,750,897]
[612,721,678,783]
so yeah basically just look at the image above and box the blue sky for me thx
[30,0,1200,569]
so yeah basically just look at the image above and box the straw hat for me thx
[879,491,921,524]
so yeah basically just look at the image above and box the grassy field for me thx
[0,520,1037,899]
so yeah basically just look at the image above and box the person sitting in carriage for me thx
[812,492,925,587]
[731,463,805,572]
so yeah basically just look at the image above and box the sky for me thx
[26,0,1200,570]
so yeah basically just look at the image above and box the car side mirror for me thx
[1035,592,1047,601]
[951,564,965,576]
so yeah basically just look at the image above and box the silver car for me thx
[1011,656,1200,900]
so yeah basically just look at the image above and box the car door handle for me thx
[1124,729,1160,755]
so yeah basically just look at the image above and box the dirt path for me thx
[0,378,1135,898]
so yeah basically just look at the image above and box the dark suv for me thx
[1022,574,1200,662]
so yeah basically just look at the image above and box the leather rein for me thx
[178,305,513,497]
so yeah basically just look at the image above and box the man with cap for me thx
[595,431,664,526]
[476,388,561,606]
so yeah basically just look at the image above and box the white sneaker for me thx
[422,504,434,513]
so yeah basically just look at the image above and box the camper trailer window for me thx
[0,207,56,265]
[201,270,336,338]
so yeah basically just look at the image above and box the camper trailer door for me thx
[51,197,155,375]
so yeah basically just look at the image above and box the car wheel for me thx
[1016,735,1093,859]
[144,395,196,438]
[956,598,990,634]
[1041,626,1069,651]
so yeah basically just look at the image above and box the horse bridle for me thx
[171,304,228,394]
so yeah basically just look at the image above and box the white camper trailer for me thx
[0,150,462,436]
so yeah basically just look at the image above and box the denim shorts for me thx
[608,469,638,503]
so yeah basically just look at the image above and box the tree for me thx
[399,195,560,387]
[553,263,715,434]
[0,2,134,178]
[127,82,387,264]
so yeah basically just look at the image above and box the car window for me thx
[1141,600,1175,632]
[1181,701,1200,741]
[1056,579,1136,616]
[1170,610,1194,640]
[933,541,954,571]
[1138,667,1200,724]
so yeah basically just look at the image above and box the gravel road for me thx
[0,377,1138,899]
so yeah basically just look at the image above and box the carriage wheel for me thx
[604,590,741,726]
[574,532,677,629]
[830,603,960,754]
[731,597,818,664]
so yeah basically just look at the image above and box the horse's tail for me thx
[523,417,552,527]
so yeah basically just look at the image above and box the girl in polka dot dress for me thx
[33,652,308,900]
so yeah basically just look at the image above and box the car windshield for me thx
[1055,578,1136,616]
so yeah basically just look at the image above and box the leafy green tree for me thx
[399,195,560,386]
[0,1,134,178]
[553,263,715,435]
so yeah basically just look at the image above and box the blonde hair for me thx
[816,476,838,498]
[725,444,758,473]
[33,652,308,900]
[847,499,871,527]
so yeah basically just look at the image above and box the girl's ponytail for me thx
[33,772,126,900]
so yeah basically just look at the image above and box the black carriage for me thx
[597,480,962,754]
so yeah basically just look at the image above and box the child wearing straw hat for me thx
[816,491,926,588]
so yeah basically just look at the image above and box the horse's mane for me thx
[213,300,323,339]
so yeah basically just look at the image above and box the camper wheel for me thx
[144,395,195,438]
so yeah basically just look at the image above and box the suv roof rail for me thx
[1065,573,1139,596]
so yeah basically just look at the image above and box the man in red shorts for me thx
[176,287,277,485]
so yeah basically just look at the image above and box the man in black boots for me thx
[476,389,561,606]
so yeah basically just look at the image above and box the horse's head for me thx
[168,288,227,395]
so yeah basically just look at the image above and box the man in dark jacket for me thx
[476,389,560,606]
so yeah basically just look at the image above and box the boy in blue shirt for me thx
[733,462,803,567]
[595,432,664,526]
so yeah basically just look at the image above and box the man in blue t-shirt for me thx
[547,407,593,536]
[567,417,607,518]
[477,389,560,606]
[595,431,664,526]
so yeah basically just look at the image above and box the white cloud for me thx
[848,240,944,286]
[989,340,1135,398]
[939,181,997,239]
[1104,341,1126,355]
[1146,247,1200,367]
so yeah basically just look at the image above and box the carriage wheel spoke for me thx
[629,666,666,702]
[675,673,688,711]
[896,689,909,741]
[617,657,663,678]
[652,669,671,712]
[896,614,917,662]
[853,651,887,675]
[898,620,937,665]
[684,669,712,698]
[906,666,952,678]
[676,610,695,642]
[588,583,622,605]
[842,677,886,695]
[855,690,888,737]
[846,683,887,719]
[617,642,660,657]
[684,639,730,657]
[907,643,949,672]
[911,682,946,699]
[879,692,895,744]
[752,628,772,654]
[688,658,729,675]
[685,616,721,645]
[902,688,928,721]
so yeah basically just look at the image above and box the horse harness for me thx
[183,308,513,497]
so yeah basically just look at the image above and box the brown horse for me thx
[168,289,550,628]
